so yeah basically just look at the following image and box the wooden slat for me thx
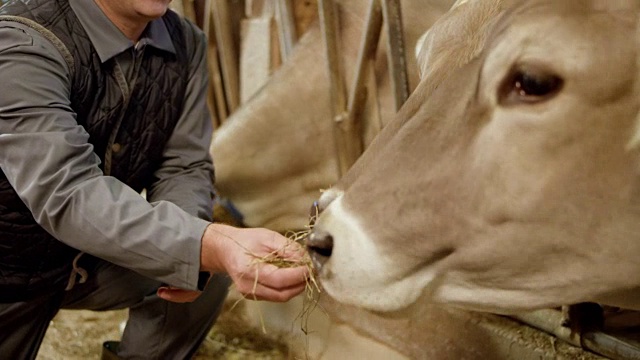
[169,0,186,17]
[200,0,211,33]
[245,0,273,18]
[203,0,228,127]
[202,0,224,129]
[182,0,198,23]
[345,0,383,151]
[208,41,228,127]
[292,0,319,36]
[211,0,240,114]
[319,0,356,177]
[239,17,276,103]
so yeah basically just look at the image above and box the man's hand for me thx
[201,223,309,302]
[158,223,309,303]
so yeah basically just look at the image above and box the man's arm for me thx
[0,22,205,290]
[149,23,310,303]
[146,22,215,221]
[0,22,309,303]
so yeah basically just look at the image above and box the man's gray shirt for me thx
[0,0,214,290]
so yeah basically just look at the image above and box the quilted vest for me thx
[0,0,191,302]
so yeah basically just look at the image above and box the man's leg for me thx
[117,273,230,359]
[0,292,65,360]
[62,258,231,360]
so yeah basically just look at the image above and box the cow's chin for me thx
[314,196,441,312]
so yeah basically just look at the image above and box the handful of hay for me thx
[238,203,323,336]
[250,201,321,298]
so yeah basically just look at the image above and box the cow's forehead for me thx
[483,0,640,57]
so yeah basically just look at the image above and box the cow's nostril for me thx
[306,231,333,271]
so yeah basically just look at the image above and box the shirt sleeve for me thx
[146,23,215,222]
[0,22,207,290]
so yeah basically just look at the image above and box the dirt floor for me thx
[36,295,299,360]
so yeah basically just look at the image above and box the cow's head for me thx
[308,0,640,314]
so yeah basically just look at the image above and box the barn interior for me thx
[17,0,640,359]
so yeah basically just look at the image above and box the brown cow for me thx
[214,1,609,359]
[308,0,640,315]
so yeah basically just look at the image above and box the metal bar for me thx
[583,331,640,360]
[381,0,409,110]
[512,309,581,347]
[275,0,297,61]
[513,308,640,360]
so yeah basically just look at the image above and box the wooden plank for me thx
[203,0,228,127]
[245,0,274,18]
[211,0,240,114]
[269,13,282,71]
[202,0,222,128]
[183,0,198,23]
[239,17,276,103]
[169,0,185,17]
[319,0,357,177]
[345,0,383,148]
[201,0,211,35]
[208,41,229,126]
[293,0,318,36]
[193,0,206,28]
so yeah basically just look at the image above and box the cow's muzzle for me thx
[306,201,334,271]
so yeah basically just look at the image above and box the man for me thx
[0,0,309,359]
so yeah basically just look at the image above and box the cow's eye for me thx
[500,67,563,105]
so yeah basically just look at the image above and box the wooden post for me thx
[345,0,384,154]
[319,0,356,177]
[211,0,240,114]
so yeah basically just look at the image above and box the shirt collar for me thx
[69,0,176,63]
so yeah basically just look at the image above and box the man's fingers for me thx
[231,263,310,302]
[267,233,307,260]
[254,264,309,291]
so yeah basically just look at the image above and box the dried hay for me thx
[222,202,324,360]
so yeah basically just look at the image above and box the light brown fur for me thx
[312,0,640,314]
